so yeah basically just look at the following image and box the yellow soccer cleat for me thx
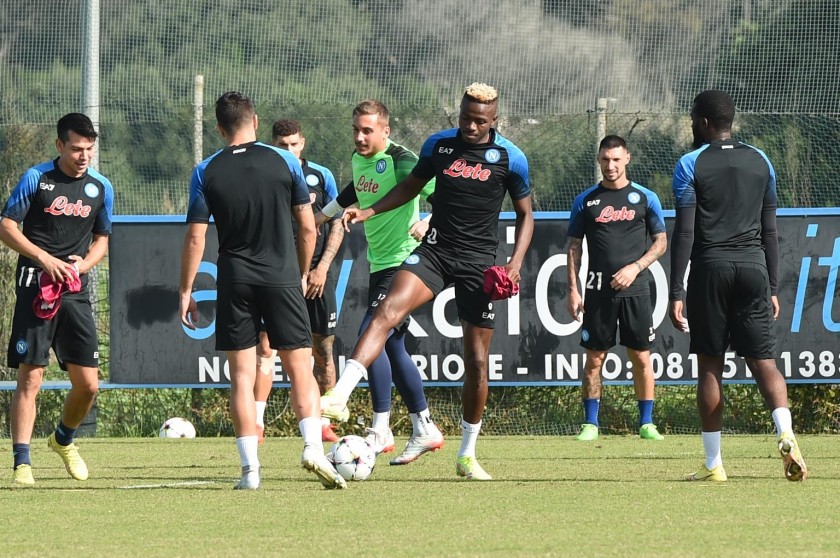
[685,464,728,482]
[576,423,599,441]
[320,389,350,423]
[778,432,807,482]
[48,433,89,481]
[12,464,35,487]
[456,456,492,481]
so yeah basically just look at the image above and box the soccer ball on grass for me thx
[159,417,197,439]
[327,435,376,481]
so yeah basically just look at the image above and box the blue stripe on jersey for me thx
[257,142,310,206]
[186,149,223,223]
[494,132,531,200]
[87,167,115,234]
[306,160,338,203]
[672,144,709,208]
[419,128,459,158]
[2,161,56,222]
[567,184,601,238]
[743,143,779,208]
[630,182,666,235]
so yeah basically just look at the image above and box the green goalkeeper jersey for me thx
[343,140,435,273]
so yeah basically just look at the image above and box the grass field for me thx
[1,435,839,557]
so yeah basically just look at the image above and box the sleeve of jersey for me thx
[505,149,531,200]
[645,191,667,235]
[761,156,779,295]
[288,160,310,206]
[672,156,697,209]
[93,179,115,235]
[1,168,41,222]
[411,137,438,180]
[566,194,585,239]
[186,165,211,223]
[335,181,358,207]
[322,169,341,222]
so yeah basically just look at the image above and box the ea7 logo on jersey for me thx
[39,182,55,191]
[586,199,601,207]
[438,147,454,154]
[594,205,635,223]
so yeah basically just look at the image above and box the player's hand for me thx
[771,295,779,320]
[179,293,199,330]
[306,265,327,299]
[669,300,690,333]
[610,263,640,291]
[341,207,374,231]
[409,219,429,241]
[503,262,522,284]
[67,255,89,275]
[36,252,76,282]
[567,289,584,321]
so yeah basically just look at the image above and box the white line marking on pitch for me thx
[119,481,216,489]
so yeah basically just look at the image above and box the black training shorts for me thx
[580,293,655,351]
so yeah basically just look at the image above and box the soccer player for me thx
[567,135,667,442]
[1,113,114,486]
[251,118,345,444]
[179,91,345,490]
[669,89,807,482]
[317,99,444,459]
[326,83,534,480]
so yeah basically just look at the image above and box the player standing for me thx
[179,91,345,490]
[1,113,114,486]
[327,83,534,480]
[669,89,806,482]
[567,135,667,441]
[317,99,445,458]
[252,118,345,444]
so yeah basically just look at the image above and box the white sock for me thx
[371,411,390,433]
[330,359,366,404]
[236,436,260,469]
[255,401,267,428]
[299,416,323,449]
[702,431,722,470]
[320,416,331,427]
[410,408,438,438]
[771,407,793,437]
[458,419,481,458]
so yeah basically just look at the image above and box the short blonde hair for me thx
[352,99,390,125]
[464,82,498,104]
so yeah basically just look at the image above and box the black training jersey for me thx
[670,138,779,299]
[412,128,530,259]
[2,159,114,293]
[568,182,665,298]
[187,141,310,287]
[294,159,338,270]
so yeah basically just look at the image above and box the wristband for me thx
[322,199,343,218]
[634,261,644,272]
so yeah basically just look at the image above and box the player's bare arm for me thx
[293,202,316,280]
[610,231,667,291]
[343,174,429,228]
[0,217,76,282]
[504,194,534,284]
[178,222,207,329]
[567,236,584,320]
[69,233,109,275]
[306,218,344,299]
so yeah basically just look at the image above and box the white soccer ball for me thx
[326,435,376,481]
[159,417,197,439]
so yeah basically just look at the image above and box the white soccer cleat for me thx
[365,427,395,454]
[389,431,445,465]
[233,466,260,490]
[320,389,350,423]
[302,445,347,489]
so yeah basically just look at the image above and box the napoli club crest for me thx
[376,160,387,173]
[484,149,501,163]
[581,329,590,342]
[306,174,320,187]
[15,339,27,355]
[84,183,99,198]
[627,191,641,205]
[404,254,420,265]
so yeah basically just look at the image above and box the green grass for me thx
[1,435,839,557]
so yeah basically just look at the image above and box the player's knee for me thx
[15,373,43,395]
